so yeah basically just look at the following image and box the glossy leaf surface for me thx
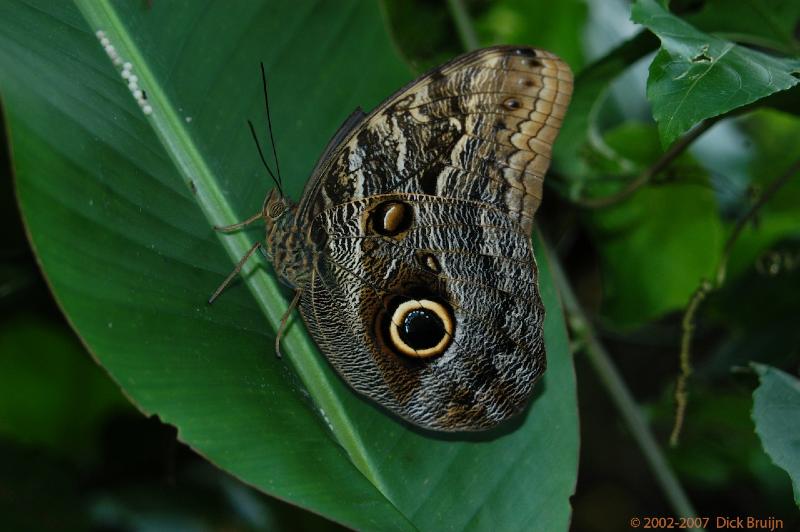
[632,0,800,146]
[752,364,800,506]
[0,0,579,529]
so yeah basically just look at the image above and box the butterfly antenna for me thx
[260,62,284,192]
[248,119,284,197]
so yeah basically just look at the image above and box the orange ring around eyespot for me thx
[388,299,454,358]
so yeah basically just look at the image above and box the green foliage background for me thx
[0,0,798,530]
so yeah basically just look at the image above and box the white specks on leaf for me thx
[318,408,333,432]
[95,30,153,118]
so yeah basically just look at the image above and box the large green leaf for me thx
[685,0,800,56]
[632,0,800,147]
[472,0,587,72]
[552,31,659,189]
[583,123,723,327]
[0,0,579,529]
[724,109,800,281]
[752,364,800,506]
[382,0,462,72]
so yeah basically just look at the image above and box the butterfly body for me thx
[263,200,315,289]
[237,46,572,432]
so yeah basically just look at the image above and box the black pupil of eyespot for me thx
[400,309,444,350]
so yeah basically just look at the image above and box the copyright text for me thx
[628,516,783,530]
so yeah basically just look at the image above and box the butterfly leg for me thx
[274,290,302,358]
[213,211,263,232]
[208,241,262,304]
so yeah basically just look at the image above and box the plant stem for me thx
[577,119,715,209]
[543,236,699,523]
[445,0,479,51]
[671,280,712,446]
[671,156,800,444]
[716,157,800,286]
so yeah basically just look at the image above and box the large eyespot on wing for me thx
[299,193,545,431]
[299,46,573,234]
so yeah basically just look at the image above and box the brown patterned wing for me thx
[293,46,572,431]
[297,45,573,234]
[301,193,546,431]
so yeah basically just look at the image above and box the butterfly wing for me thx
[297,46,572,431]
[297,46,572,232]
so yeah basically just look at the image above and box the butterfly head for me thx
[263,188,288,221]
[261,188,298,258]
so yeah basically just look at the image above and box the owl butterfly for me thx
[213,46,573,431]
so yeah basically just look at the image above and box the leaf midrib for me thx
[72,0,392,502]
